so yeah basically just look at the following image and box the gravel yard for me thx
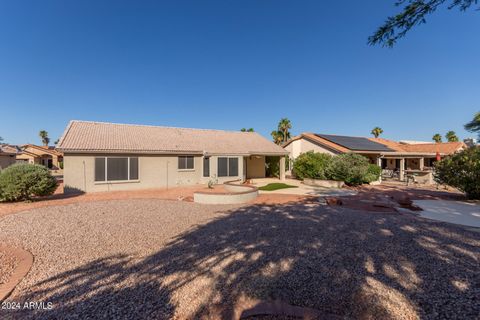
[0,198,479,319]
[0,250,18,285]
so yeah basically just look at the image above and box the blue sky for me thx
[0,0,478,145]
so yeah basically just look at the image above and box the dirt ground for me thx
[1,198,478,319]
[0,184,313,218]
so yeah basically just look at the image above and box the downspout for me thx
[83,160,86,192]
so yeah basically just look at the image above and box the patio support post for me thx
[419,157,424,170]
[376,156,382,182]
[279,156,286,181]
[399,158,405,181]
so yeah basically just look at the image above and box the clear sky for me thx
[0,0,478,145]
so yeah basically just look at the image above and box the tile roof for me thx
[57,121,287,155]
[285,134,465,156]
[0,145,18,155]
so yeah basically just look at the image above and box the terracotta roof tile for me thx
[57,121,287,155]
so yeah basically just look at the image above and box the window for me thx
[218,157,239,177]
[178,156,194,170]
[94,157,139,182]
[203,157,210,177]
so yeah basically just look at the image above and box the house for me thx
[16,144,63,170]
[0,145,18,170]
[56,121,288,193]
[283,133,466,182]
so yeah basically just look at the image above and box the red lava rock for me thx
[326,197,343,206]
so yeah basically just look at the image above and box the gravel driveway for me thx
[0,199,479,319]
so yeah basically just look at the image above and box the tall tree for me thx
[369,0,479,47]
[271,130,284,145]
[445,130,459,142]
[39,130,50,146]
[278,118,292,143]
[464,111,480,138]
[432,133,442,143]
[371,127,384,138]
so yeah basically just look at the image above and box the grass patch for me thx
[258,183,298,191]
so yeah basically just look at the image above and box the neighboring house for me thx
[0,145,18,170]
[284,133,466,182]
[16,144,63,170]
[56,121,287,193]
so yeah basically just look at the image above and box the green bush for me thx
[0,163,58,202]
[265,156,280,178]
[327,153,374,186]
[293,151,333,180]
[434,147,480,199]
[364,164,382,183]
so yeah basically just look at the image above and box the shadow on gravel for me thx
[10,198,480,319]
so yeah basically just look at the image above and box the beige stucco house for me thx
[16,144,63,170]
[284,133,466,183]
[0,145,17,170]
[56,121,287,193]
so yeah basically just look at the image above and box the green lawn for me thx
[258,183,298,191]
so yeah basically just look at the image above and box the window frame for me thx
[217,157,239,177]
[178,156,195,171]
[94,156,139,183]
[203,156,210,177]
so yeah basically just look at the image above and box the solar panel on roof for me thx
[316,134,394,152]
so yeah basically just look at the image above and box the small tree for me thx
[445,131,459,142]
[327,153,372,186]
[241,128,254,132]
[434,147,480,199]
[432,134,442,143]
[0,164,57,202]
[293,152,333,180]
[39,130,50,146]
[371,127,383,138]
[271,130,284,145]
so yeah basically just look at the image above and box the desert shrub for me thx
[364,164,382,183]
[327,153,372,186]
[293,151,333,180]
[0,163,58,202]
[434,147,480,199]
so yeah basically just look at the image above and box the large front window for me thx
[217,157,239,177]
[95,157,139,182]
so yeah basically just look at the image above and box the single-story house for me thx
[56,121,288,193]
[283,133,466,182]
[16,144,63,170]
[0,145,18,170]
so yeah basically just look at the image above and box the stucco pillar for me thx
[279,156,286,181]
[376,157,382,182]
[419,158,424,170]
[399,158,405,181]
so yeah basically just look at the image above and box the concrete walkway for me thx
[250,178,357,197]
[414,200,480,228]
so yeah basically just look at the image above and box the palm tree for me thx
[271,130,284,145]
[465,111,480,138]
[432,133,442,143]
[278,118,292,143]
[370,127,383,138]
[445,131,459,142]
[39,130,50,146]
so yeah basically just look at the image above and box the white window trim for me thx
[177,156,195,172]
[95,157,140,183]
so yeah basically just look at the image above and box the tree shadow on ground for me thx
[8,198,480,319]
